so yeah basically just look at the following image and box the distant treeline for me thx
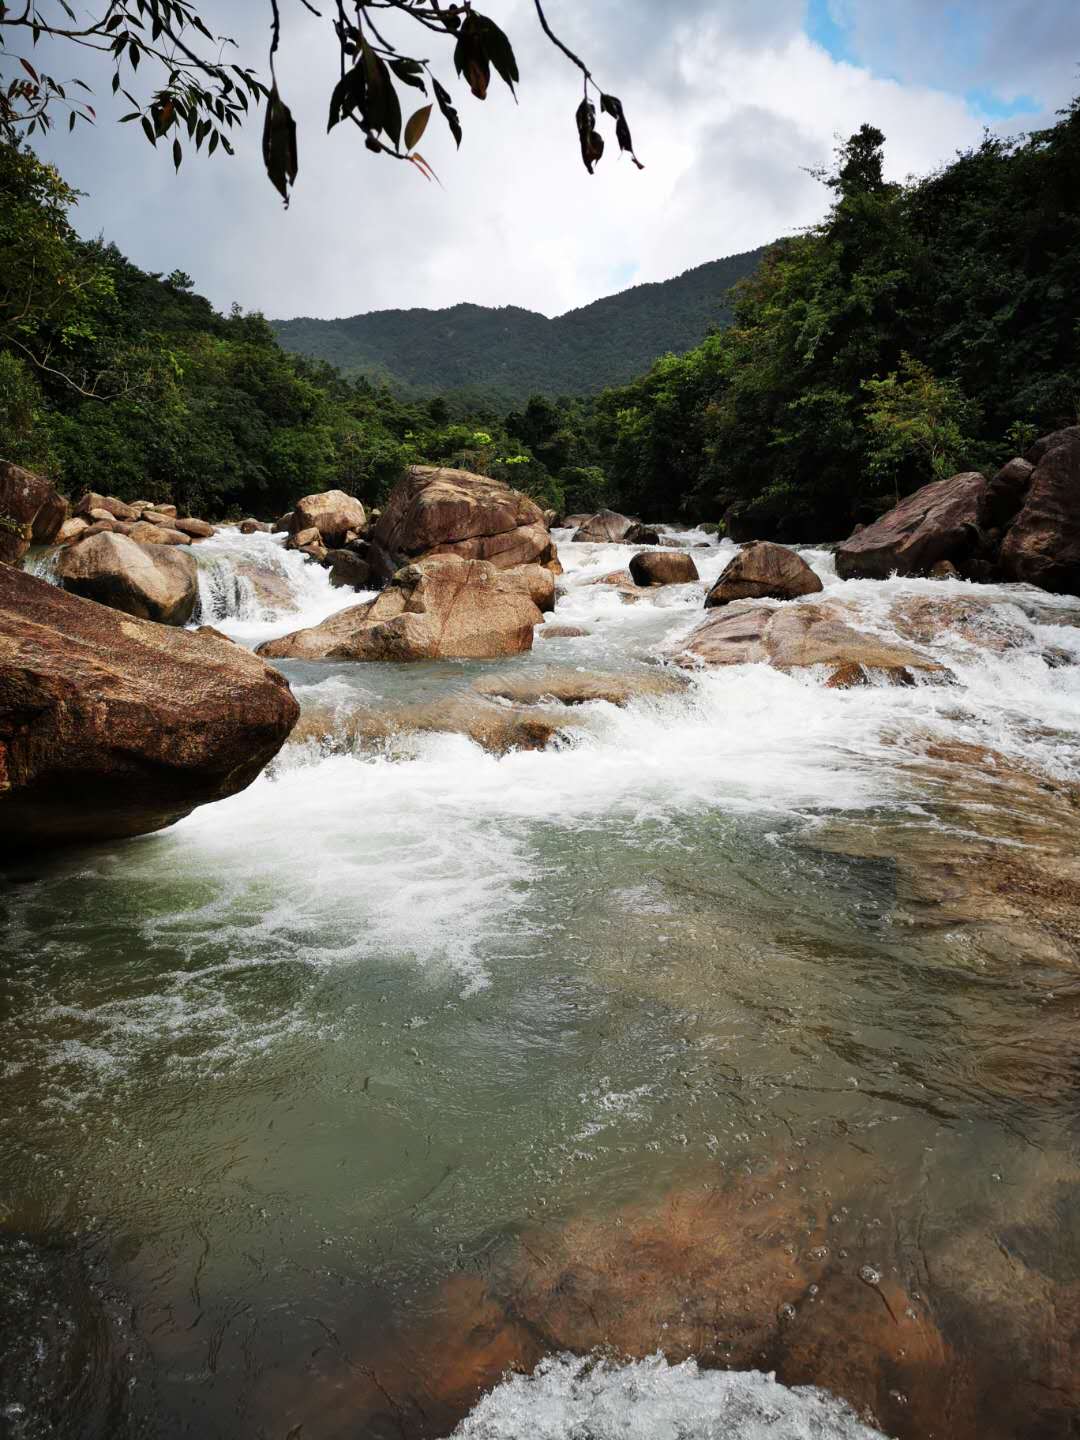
[270,249,766,410]
[4,99,1078,534]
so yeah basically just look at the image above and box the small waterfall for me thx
[189,526,369,646]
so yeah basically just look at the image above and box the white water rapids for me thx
[9,522,1080,1439]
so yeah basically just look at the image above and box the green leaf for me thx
[404,103,431,151]
[141,114,157,146]
[172,136,182,170]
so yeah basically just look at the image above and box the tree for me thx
[0,1,643,205]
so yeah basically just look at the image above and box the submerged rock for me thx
[473,666,687,708]
[257,555,545,662]
[0,566,298,848]
[629,549,700,586]
[56,531,199,625]
[673,600,948,683]
[288,694,571,757]
[373,466,556,573]
[705,540,822,607]
[0,461,67,566]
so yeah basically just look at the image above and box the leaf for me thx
[471,14,518,94]
[454,25,490,100]
[575,98,604,174]
[404,103,431,151]
[20,58,40,84]
[328,62,364,131]
[431,77,462,148]
[389,57,427,93]
[359,39,400,147]
[262,82,298,205]
[600,93,644,169]
[172,136,182,170]
[141,114,157,146]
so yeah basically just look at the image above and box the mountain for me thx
[270,247,768,406]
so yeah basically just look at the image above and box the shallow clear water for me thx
[5,528,1080,1438]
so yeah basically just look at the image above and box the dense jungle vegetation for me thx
[2,97,1078,534]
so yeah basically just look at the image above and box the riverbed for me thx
[4,527,1080,1438]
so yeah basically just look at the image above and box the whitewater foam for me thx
[449,1353,887,1439]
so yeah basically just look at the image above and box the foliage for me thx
[576,100,1080,536]
[0,139,569,517]
[0,1,640,204]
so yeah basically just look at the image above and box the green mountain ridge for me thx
[270,247,768,405]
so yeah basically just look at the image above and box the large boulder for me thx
[372,466,556,573]
[257,555,545,663]
[0,566,298,849]
[672,599,949,684]
[56,532,199,625]
[0,461,67,565]
[998,430,1080,593]
[571,509,635,543]
[290,489,366,548]
[629,550,700,586]
[706,540,823,606]
[73,492,138,522]
[835,471,989,579]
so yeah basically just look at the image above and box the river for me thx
[4,526,1080,1438]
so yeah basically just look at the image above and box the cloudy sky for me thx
[22,0,1079,320]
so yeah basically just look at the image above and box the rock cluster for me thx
[55,492,219,549]
[0,566,298,849]
[836,427,1080,591]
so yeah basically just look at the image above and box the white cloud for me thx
[22,0,1057,321]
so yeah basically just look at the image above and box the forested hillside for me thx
[0,143,569,520]
[271,250,766,407]
[578,101,1080,537]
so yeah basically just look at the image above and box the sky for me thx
[18,0,1080,321]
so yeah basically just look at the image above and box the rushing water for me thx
[4,526,1080,1438]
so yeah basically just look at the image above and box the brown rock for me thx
[127,521,191,546]
[835,471,989,579]
[239,518,272,535]
[54,516,91,546]
[56,531,199,625]
[286,526,320,550]
[86,507,116,524]
[572,509,636,543]
[172,517,215,539]
[999,432,1080,593]
[1025,424,1080,465]
[929,559,961,579]
[72,492,138,522]
[372,466,553,573]
[0,461,68,565]
[257,555,544,663]
[324,548,377,591]
[0,566,298,849]
[624,522,661,545]
[560,513,594,529]
[629,549,700,586]
[540,624,590,639]
[290,489,366,548]
[706,539,822,606]
[79,520,118,538]
[151,502,177,517]
[673,599,949,681]
[274,511,294,533]
[503,562,556,613]
[139,510,182,531]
